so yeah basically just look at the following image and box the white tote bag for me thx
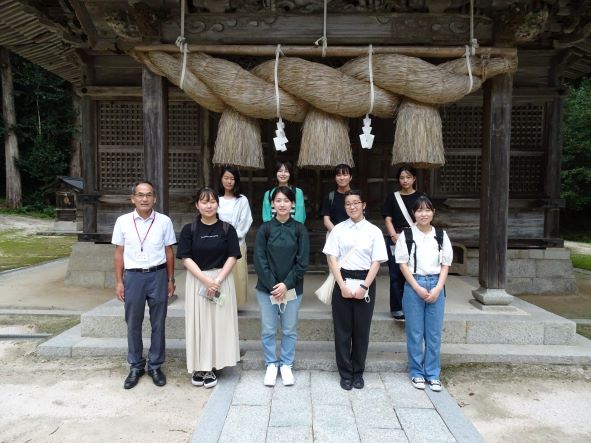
[315,248,356,305]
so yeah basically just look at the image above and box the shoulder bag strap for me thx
[394,191,414,227]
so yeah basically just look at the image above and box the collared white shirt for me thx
[323,218,388,270]
[394,225,453,275]
[111,210,176,269]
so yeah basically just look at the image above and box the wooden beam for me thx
[76,85,189,100]
[68,0,99,48]
[133,44,517,59]
[80,62,98,237]
[544,96,565,239]
[142,67,169,214]
[472,73,514,307]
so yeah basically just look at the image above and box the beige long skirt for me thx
[233,243,248,306]
[185,268,240,373]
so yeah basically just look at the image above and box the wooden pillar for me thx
[80,63,98,237]
[142,67,169,214]
[472,73,514,308]
[544,96,564,240]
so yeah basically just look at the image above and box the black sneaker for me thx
[392,314,405,322]
[203,371,218,388]
[192,371,205,386]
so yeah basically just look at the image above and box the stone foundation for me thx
[66,242,578,294]
[466,248,577,294]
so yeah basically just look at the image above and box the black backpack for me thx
[191,217,230,235]
[403,226,444,274]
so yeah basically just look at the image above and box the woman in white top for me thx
[323,190,388,390]
[395,195,453,393]
[217,166,253,306]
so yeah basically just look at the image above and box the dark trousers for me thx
[331,268,376,381]
[124,268,168,370]
[385,236,405,314]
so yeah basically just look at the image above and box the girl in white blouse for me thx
[395,195,453,393]
[323,190,388,390]
[217,166,253,306]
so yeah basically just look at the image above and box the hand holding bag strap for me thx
[394,191,414,227]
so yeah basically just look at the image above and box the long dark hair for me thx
[218,165,243,198]
[274,160,295,186]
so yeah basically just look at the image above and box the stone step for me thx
[39,328,591,366]
[80,298,577,346]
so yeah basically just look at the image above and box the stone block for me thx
[266,426,313,443]
[350,382,400,429]
[544,248,571,260]
[310,370,350,405]
[232,371,273,406]
[507,277,535,295]
[371,317,406,342]
[313,404,359,443]
[270,386,312,427]
[219,405,269,443]
[529,277,578,294]
[466,248,479,258]
[528,249,545,259]
[64,271,106,288]
[467,320,544,345]
[67,243,114,271]
[358,428,408,443]
[506,259,536,278]
[535,260,574,278]
[442,319,467,344]
[544,322,576,345]
[381,372,432,409]
[398,408,455,443]
[466,257,479,276]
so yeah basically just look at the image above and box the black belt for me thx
[126,263,166,273]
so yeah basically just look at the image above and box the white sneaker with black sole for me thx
[264,363,278,387]
[427,379,442,392]
[411,377,426,390]
[191,371,205,386]
[203,371,217,388]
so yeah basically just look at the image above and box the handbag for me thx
[315,248,356,305]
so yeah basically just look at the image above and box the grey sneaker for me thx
[427,379,442,392]
[203,371,217,388]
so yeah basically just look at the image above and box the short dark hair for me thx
[411,195,435,213]
[334,164,352,176]
[271,185,296,203]
[395,164,417,180]
[218,165,243,198]
[344,189,364,202]
[131,180,155,195]
[194,186,219,205]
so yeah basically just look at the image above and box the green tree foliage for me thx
[0,54,75,206]
[562,77,591,213]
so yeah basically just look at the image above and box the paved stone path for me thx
[191,368,482,443]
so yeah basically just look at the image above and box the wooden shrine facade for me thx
[1,0,590,298]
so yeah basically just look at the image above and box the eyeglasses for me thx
[345,201,363,208]
[134,193,154,199]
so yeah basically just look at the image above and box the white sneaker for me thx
[280,365,295,386]
[411,377,426,390]
[264,363,278,387]
[427,379,442,392]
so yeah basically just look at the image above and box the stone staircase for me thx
[39,273,591,367]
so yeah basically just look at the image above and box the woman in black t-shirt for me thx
[321,163,353,232]
[382,165,423,321]
[177,187,242,389]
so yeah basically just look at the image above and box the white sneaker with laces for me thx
[264,363,278,387]
[411,377,426,390]
[427,379,442,392]
[280,365,295,386]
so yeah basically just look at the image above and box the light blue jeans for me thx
[402,275,445,381]
[256,290,303,367]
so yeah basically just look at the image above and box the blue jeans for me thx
[402,275,445,381]
[256,290,302,367]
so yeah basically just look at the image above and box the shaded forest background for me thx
[0,54,589,232]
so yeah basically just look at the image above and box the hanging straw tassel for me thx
[213,108,264,170]
[392,99,445,168]
[298,107,353,169]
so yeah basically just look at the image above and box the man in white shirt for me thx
[112,181,177,389]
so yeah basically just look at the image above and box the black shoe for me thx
[340,378,353,391]
[353,375,364,389]
[124,368,145,389]
[148,368,167,387]
[192,371,205,387]
[203,371,218,388]
[392,314,405,322]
